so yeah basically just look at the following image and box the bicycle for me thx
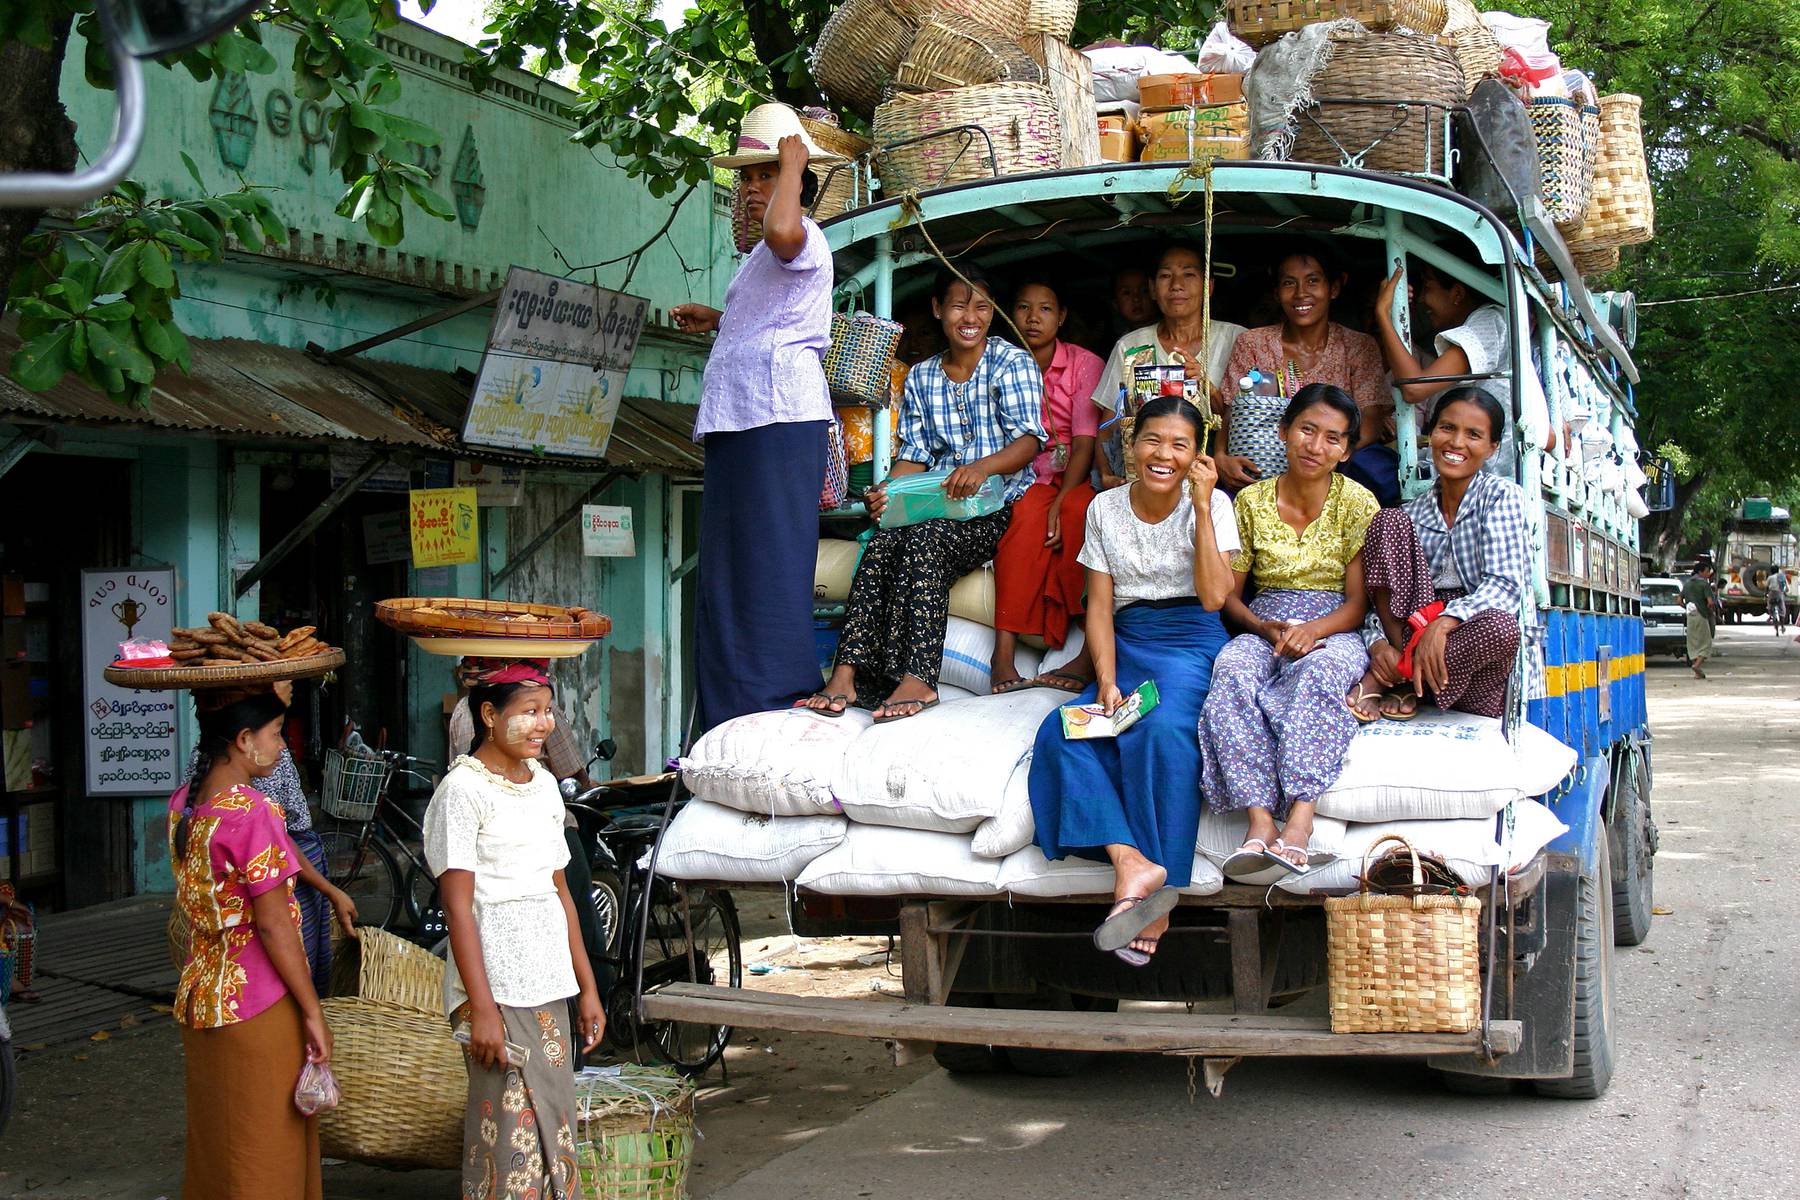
[317,745,440,934]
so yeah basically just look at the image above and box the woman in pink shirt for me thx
[991,280,1105,691]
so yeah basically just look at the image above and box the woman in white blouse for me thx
[1027,395,1239,967]
[424,659,604,1200]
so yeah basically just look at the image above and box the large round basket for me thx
[893,0,1030,28]
[1287,32,1463,178]
[575,1067,698,1200]
[894,12,1044,94]
[810,0,918,120]
[801,115,874,219]
[318,997,464,1170]
[1565,94,1654,251]
[1227,0,1447,47]
[875,82,1063,193]
[375,597,611,640]
[103,648,346,691]
[1441,0,1501,95]
[329,927,445,1014]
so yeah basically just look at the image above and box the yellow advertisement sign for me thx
[409,487,480,568]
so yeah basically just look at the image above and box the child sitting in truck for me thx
[1027,396,1238,966]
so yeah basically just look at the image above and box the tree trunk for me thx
[1644,467,1711,570]
[0,21,79,312]
[742,0,824,109]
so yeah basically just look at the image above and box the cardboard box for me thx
[1138,72,1244,109]
[1099,128,1137,161]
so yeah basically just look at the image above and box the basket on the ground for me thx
[320,748,392,822]
[1565,93,1654,250]
[875,81,1062,192]
[1287,33,1463,179]
[801,115,875,219]
[1528,95,1596,229]
[1228,0,1447,46]
[575,1066,698,1200]
[895,12,1043,94]
[1441,0,1501,95]
[1325,835,1482,1034]
[811,0,918,120]
[318,996,464,1170]
[329,926,444,1014]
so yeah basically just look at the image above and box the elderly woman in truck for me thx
[1347,387,1531,721]
[1027,395,1238,966]
[1199,384,1378,877]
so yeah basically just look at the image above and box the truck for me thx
[1717,498,1796,621]
[638,141,1656,1100]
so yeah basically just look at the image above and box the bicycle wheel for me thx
[639,884,742,1075]
[589,869,624,959]
[406,861,448,944]
[318,829,403,931]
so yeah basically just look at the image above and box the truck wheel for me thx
[1535,848,1616,1099]
[1609,758,1654,947]
[1000,990,1116,1078]
[932,993,1007,1074]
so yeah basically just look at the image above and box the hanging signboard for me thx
[81,568,180,795]
[463,267,649,459]
[409,487,481,568]
[454,460,525,507]
[581,505,636,557]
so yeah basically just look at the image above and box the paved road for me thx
[711,623,1800,1200]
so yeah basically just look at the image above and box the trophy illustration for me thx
[112,596,147,638]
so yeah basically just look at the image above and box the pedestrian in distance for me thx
[1683,562,1716,679]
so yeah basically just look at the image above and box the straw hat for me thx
[712,102,847,169]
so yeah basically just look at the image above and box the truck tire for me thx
[932,993,1007,1074]
[1000,991,1117,1078]
[1609,757,1654,947]
[1535,848,1616,1099]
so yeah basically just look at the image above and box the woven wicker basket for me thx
[812,0,918,120]
[575,1067,698,1200]
[801,115,874,219]
[895,12,1043,93]
[330,927,445,1014]
[102,647,345,691]
[318,997,465,1170]
[1441,0,1500,95]
[1528,96,1595,229]
[1021,0,1078,37]
[1287,33,1463,177]
[893,0,1030,27]
[1228,0,1447,47]
[1566,94,1654,250]
[1534,241,1621,280]
[874,82,1063,192]
[375,597,611,640]
[1325,837,1482,1034]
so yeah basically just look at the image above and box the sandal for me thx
[872,696,939,724]
[990,676,1035,695]
[1030,670,1090,694]
[1221,838,1276,882]
[1381,687,1419,721]
[1091,888,1178,952]
[1267,838,1316,873]
[797,692,849,718]
[1113,930,1162,967]
[1347,686,1384,723]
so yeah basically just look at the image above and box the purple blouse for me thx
[692,218,835,439]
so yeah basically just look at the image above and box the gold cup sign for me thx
[112,596,147,638]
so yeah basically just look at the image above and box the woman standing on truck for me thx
[990,279,1104,694]
[803,270,1044,721]
[425,661,605,1199]
[672,104,845,733]
[1199,385,1377,876]
[1346,388,1531,721]
[1027,396,1237,966]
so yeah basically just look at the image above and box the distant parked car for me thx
[1642,577,1688,661]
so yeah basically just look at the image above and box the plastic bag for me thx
[294,1060,341,1116]
[1195,21,1255,74]
[1083,45,1200,104]
[876,470,1007,529]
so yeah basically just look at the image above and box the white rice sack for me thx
[937,682,979,702]
[1315,710,1574,823]
[834,689,1062,832]
[1083,44,1200,104]
[679,706,869,817]
[1000,846,1224,897]
[940,616,1043,695]
[647,799,846,883]
[1195,808,1346,865]
[948,567,996,627]
[815,538,860,603]
[971,755,1034,858]
[1037,627,1086,677]
[1277,799,1567,894]
[795,825,1003,895]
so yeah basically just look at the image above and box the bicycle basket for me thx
[321,750,393,822]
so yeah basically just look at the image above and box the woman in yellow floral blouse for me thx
[1197,385,1378,878]
[169,687,328,1200]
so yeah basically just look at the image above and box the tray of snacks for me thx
[104,614,345,689]
[375,598,612,641]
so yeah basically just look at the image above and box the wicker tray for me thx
[103,648,345,690]
[375,597,612,640]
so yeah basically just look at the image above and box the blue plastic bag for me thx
[876,469,1007,529]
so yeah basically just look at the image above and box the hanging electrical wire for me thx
[1639,280,1800,307]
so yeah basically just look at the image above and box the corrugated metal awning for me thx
[0,323,703,476]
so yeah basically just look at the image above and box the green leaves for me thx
[11,327,75,392]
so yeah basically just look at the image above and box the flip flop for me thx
[796,692,849,718]
[1030,670,1090,694]
[1091,887,1179,952]
[1267,838,1321,872]
[990,677,1035,695]
[1113,930,1162,967]
[1381,687,1420,721]
[872,697,939,724]
[1347,686,1384,723]
[1221,838,1277,882]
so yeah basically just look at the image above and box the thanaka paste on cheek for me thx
[504,715,537,746]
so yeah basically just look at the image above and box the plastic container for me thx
[877,470,1008,529]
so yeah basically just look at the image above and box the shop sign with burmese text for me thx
[464,267,648,459]
[81,568,178,795]
[409,487,480,568]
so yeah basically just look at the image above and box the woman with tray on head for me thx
[1346,388,1531,722]
[802,268,1044,723]
[1027,396,1237,966]
[1198,385,1378,878]
[170,684,340,1199]
[424,658,605,1200]
[671,103,846,734]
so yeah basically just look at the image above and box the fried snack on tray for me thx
[244,620,279,640]
[276,626,317,652]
